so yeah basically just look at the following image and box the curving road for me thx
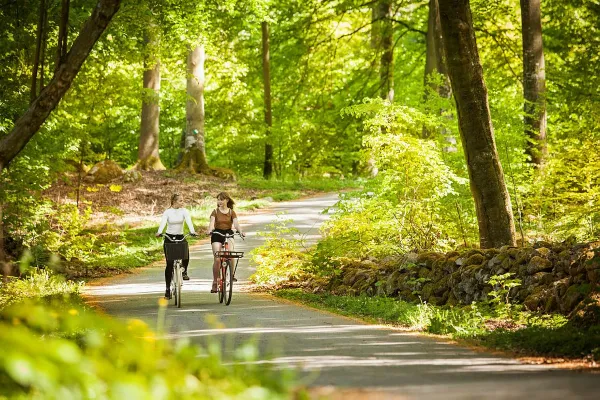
[85,194,600,399]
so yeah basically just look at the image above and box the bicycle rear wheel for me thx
[176,261,183,308]
[224,260,233,305]
[218,260,225,303]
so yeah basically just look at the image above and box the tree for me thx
[56,0,71,70]
[438,0,516,248]
[423,0,452,140]
[0,0,122,262]
[0,0,122,171]
[424,0,450,100]
[176,44,210,173]
[136,27,165,171]
[262,21,274,179]
[375,0,394,102]
[520,0,546,166]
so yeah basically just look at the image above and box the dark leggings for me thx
[163,235,189,289]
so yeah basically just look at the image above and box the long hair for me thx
[216,192,235,209]
[170,193,180,207]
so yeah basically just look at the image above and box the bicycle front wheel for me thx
[171,268,177,306]
[218,261,225,304]
[224,260,233,305]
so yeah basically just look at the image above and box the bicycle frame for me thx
[212,231,244,305]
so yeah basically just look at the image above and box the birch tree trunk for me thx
[176,44,210,173]
[136,30,165,171]
[262,21,274,179]
[438,0,516,248]
[521,0,547,166]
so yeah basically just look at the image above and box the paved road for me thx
[85,194,600,399]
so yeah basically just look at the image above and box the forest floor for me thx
[45,170,332,228]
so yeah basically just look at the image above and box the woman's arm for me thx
[233,218,244,237]
[207,216,216,234]
[184,209,196,234]
[156,210,169,237]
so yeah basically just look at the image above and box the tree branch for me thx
[0,0,121,170]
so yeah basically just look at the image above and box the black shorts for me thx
[211,229,234,244]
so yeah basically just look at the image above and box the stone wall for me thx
[311,241,600,317]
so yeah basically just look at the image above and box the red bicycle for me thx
[212,231,244,305]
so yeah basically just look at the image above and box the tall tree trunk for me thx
[423,0,454,144]
[176,44,210,173]
[137,30,165,171]
[520,0,546,166]
[438,0,516,248]
[30,0,46,104]
[377,0,394,102]
[56,0,70,69]
[424,0,450,99]
[262,21,274,179]
[40,4,49,90]
[0,172,4,268]
[0,0,122,171]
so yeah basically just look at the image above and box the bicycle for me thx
[211,231,244,305]
[161,233,195,308]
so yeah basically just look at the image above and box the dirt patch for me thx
[44,170,299,228]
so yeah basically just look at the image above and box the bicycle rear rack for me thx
[215,251,244,259]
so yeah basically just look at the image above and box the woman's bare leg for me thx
[211,242,222,289]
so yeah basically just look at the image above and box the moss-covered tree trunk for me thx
[438,0,516,248]
[176,44,210,174]
[521,0,547,166]
[137,28,164,171]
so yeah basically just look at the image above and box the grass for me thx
[0,269,82,309]
[275,289,600,361]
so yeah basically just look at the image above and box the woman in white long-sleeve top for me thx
[155,193,196,299]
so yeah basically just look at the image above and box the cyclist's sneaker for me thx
[164,289,171,299]
[182,272,190,281]
[211,283,218,293]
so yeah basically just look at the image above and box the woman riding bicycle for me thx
[207,192,245,293]
[156,193,196,299]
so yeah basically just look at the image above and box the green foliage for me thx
[0,297,299,399]
[0,269,82,310]
[487,273,522,319]
[250,214,310,286]
[316,99,476,261]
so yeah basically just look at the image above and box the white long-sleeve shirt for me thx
[157,208,196,235]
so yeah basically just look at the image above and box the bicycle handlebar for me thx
[210,231,245,240]
[159,233,197,242]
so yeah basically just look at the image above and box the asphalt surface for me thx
[85,193,600,399]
